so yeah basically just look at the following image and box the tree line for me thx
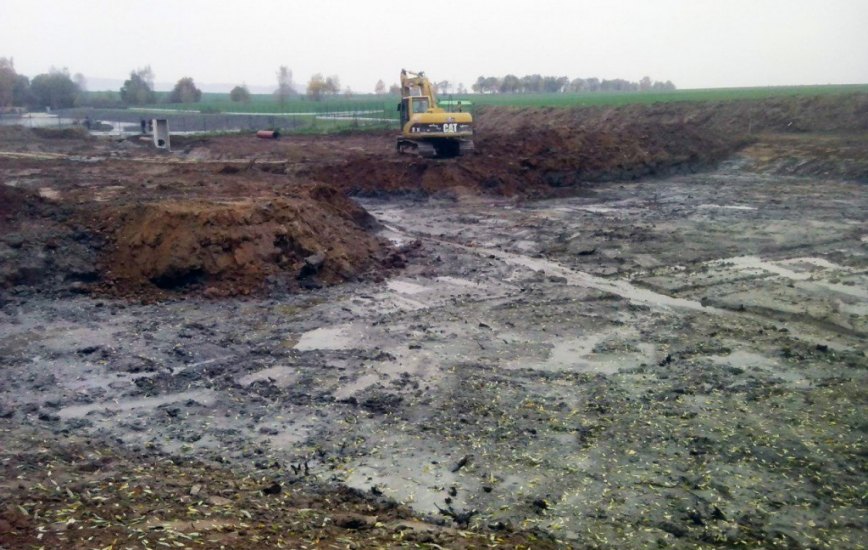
[471,74,676,94]
[0,58,85,110]
[0,59,354,110]
[1,56,678,112]
[0,58,204,110]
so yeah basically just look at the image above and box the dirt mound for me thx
[101,186,392,297]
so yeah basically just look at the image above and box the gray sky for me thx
[2,0,867,92]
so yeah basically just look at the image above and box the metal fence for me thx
[1,99,475,136]
[55,103,399,135]
[1,104,399,135]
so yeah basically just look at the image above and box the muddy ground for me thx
[1,96,866,548]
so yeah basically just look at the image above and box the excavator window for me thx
[412,98,429,114]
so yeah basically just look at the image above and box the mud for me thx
[1,95,867,547]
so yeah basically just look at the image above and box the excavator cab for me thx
[398,96,431,126]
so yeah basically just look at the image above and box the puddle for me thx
[38,187,60,200]
[334,372,381,400]
[435,276,483,288]
[714,256,868,299]
[294,324,358,351]
[387,280,430,295]
[708,351,809,387]
[697,204,757,211]
[40,326,124,353]
[504,329,654,375]
[62,370,159,392]
[238,365,298,387]
[58,390,216,419]
[574,205,623,214]
[778,257,848,270]
[489,248,716,312]
[379,223,410,246]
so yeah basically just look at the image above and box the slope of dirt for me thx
[731,132,868,182]
[303,93,868,195]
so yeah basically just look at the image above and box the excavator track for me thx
[396,138,473,159]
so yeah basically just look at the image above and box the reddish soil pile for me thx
[101,186,391,297]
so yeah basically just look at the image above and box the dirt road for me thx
[1,96,866,548]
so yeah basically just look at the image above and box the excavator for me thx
[396,69,474,158]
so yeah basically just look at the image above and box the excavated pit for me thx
[1,94,866,547]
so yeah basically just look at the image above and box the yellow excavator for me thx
[397,69,474,158]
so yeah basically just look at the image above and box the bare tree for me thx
[0,57,16,107]
[274,66,295,106]
[374,79,386,95]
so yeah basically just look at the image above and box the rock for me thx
[333,513,373,530]
[3,233,25,249]
[261,481,282,495]
[450,454,472,473]
[38,411,59,422]
[208,495,231,506]
[298,252,326,279]
[659,521,687,538]
[532,498,549,511]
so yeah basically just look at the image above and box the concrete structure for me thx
[152,119,170,150]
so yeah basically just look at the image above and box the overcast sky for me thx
[2,0,867,92]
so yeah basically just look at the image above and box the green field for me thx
[130,84,868,115]
[71,84,867,135]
